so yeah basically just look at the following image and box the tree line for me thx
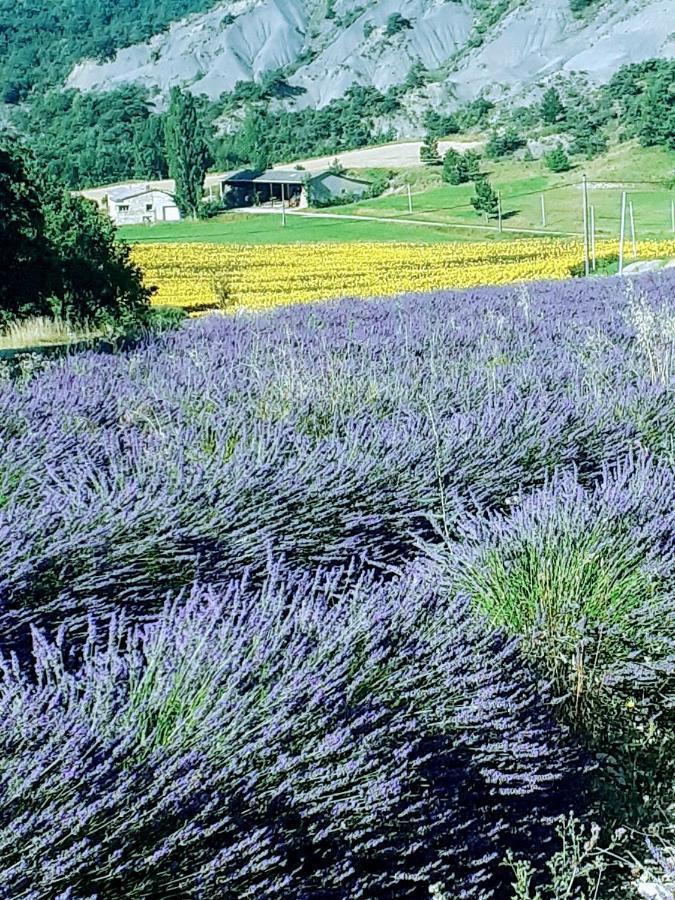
[9,58,675,198]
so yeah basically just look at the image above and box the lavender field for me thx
[1,273,675,898]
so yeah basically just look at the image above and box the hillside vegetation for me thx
[0,0,219,101]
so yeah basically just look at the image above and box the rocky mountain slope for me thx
[66,0,675,110]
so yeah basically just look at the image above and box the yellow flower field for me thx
[132,239,675,312]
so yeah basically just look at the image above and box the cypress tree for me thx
[164,88,210,219]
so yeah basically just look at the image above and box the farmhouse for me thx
[105,185,181,226]
[221,168,371,209]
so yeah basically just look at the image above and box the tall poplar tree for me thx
[164,88,210,219]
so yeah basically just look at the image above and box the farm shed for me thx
[105,186,181,226]
[221,168,371,209]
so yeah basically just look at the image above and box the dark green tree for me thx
[485,127,526,159]
[0,143,151,327]
[423,109,460,138]
[540,87,565,125]
[164,88,210,218]
[39,179,152,324]
[442,149,469,185]
[637,72,675,149]
[545,144,571,173]
[471,177,499,217]
[133,116,169,180]
[463,150,482,179]
[420,135,441,165]
[0,145,51,324]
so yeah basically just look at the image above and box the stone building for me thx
[105,186,181,226]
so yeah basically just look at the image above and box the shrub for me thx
[430,454,675,829]
[545,144,571,173]
[384,12,412,37]
[436,456,675,714]
[485,127,526,159]
[0,567,587,898]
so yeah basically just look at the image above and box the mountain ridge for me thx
[64,0,675,112]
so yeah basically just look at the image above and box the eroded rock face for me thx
[66,0,675,110]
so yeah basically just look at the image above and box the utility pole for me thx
[540,193,546,228]
[497,190,503,232]
[581,175,590,276]
[629,200,637,259]
[671,197,674,234]
[590,205,596,271]
[619,191,627,276]
[407,183,413,214]
[281,182,286,227]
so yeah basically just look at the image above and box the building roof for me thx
[223,168,320,186]
[222,168,373,188]
[312,171,372,186]
[108,185,175,203]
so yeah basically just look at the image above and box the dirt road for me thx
[271,139,484,173]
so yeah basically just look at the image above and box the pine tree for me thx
[545,144,571,173]
[420,135,441,165]
[540,87,565,125]
[164,88,210,219]
[463,150,482,180]
[442,149,469,185]
[471,177,499,217]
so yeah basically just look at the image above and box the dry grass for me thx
[0,317,101,352]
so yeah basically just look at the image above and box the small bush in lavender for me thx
[0,565,586,898]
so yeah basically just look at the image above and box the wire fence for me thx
[349,177,675,244]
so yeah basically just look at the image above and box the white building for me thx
[104,185,181,226]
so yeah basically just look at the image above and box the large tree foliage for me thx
[0,143,49,321]
[0,144,151,326]
[164,87,210,218]
[13,86,165,189]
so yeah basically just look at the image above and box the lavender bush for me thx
[0,565,585,898]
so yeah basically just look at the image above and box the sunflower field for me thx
[132,238,675,311]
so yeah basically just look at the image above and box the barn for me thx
[221,168,371,209]
[105,186,181,226]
